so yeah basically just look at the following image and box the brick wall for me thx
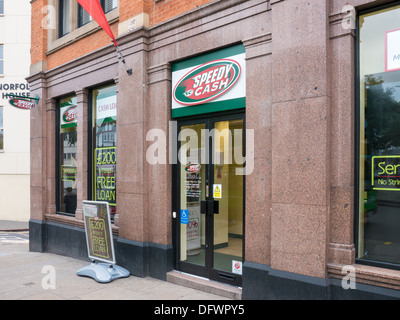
[152,0,215,25]
[31,0,217,71]
[31,0,48,67]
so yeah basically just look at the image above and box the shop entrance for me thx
[174,113,245,286]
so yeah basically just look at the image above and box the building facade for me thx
[28,0,400,299]
[0,0,31,222]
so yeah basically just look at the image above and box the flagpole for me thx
[115,43,132,76]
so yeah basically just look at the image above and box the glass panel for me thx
[59,0,70,37]
[78,4,91,27]
[213,119,243,273]
[0,45,3,75]
[103,0,117,13]
[92,85,117,216]
[0,1,4,15]
[59,96,78,214]
[0,106,3,150]
[179,123,206,266]
[359,5,400,264]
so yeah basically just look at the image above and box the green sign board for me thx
[171,44,246,118]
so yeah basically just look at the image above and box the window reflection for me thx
[359,4,400,265]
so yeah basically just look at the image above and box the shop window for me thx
[58,0,70,37]
[57,95,78,215]
[0,45,4,75]
[92,84,117,216]
[0,106,3,150]
[358,4,400,266]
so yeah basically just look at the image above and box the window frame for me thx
[77,4,91,28]
[88,83,117,219]
[0,106,3,151]
[58,0,70,38]
[56,94,78,216]
[355,2,400,271]
[0,44,4,76]
[101,0,118,14]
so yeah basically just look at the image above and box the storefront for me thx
[28,0,400,300]
[171,45,246,286]
[357,4,400,268]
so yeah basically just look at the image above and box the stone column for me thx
[45,97,56,215]
[243,33,273,267]
[74,89,88,221]
[28,72,48,252]
[270,0,331,282]
[327,2,356,266]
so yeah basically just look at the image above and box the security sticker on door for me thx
[213,184,222,198]
[232,260,242,275]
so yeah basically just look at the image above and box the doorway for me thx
[173,112,245,286]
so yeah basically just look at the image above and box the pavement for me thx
[0,220,231,301]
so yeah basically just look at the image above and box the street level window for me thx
[358,4,400,266]
[59,0,70,37]
[92,84,117,216]
[0,0,4,15]
[57,95,78,215]
[0,45,4,75]
[0,106,3,150]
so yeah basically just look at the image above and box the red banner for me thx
[76,0,118,46]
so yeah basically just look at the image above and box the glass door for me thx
[176,114,244,286]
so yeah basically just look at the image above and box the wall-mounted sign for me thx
[372,155,400,190]
[1,82,31,100]
[172,44,246,118]
[8,94,39,110]
[386,28,400,72]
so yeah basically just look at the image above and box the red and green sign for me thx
[60,101,78,129]
[8,94,40,110]
[173,59,241,106]
[62,105,78,123]
[172,44,246,118]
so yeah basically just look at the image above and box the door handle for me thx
[200,201,207,214]
[213,200,219,214]
[200,200,219,215]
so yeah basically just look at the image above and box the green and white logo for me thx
[171,44,246,118]
[173,59,241,106]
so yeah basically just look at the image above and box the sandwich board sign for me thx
[76,201,129,283]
